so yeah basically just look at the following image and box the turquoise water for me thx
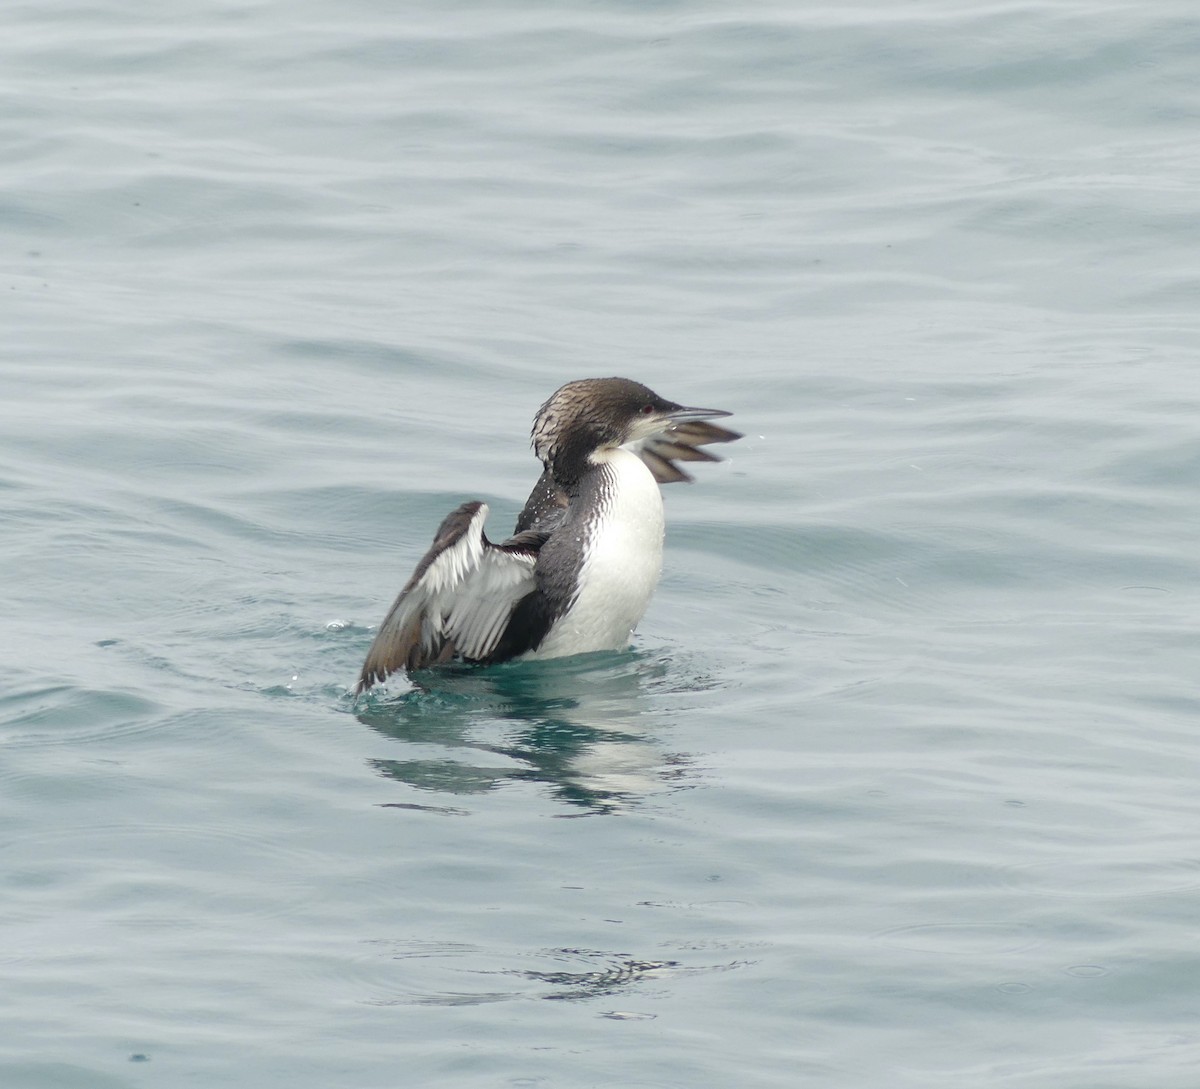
[4,1,1200,1085]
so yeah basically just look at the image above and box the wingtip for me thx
[636,418,742,484]
[352,670,375,697]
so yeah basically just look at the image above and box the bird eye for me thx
[641,404,655,415]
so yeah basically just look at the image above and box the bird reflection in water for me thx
[354,650,709,814]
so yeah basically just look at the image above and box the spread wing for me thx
[624,419,742,484]
[356,501,541,691]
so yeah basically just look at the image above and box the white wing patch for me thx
[443,547,537,660]
[357,503,537,689]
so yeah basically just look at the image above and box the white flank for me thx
[529,447,665,659]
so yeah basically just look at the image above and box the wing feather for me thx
[356,502,538,691]
[625,419,742,484]
[444,549,535,660]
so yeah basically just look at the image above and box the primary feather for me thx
[356,502,539,688]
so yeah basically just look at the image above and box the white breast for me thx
[528,448,665,659]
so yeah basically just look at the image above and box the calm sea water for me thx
[4,1,1199,1086]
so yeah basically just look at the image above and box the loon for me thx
[355,377,740,692]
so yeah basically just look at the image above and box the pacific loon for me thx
[355,377,739,691]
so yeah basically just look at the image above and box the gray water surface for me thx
[3,2,1199,1086]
